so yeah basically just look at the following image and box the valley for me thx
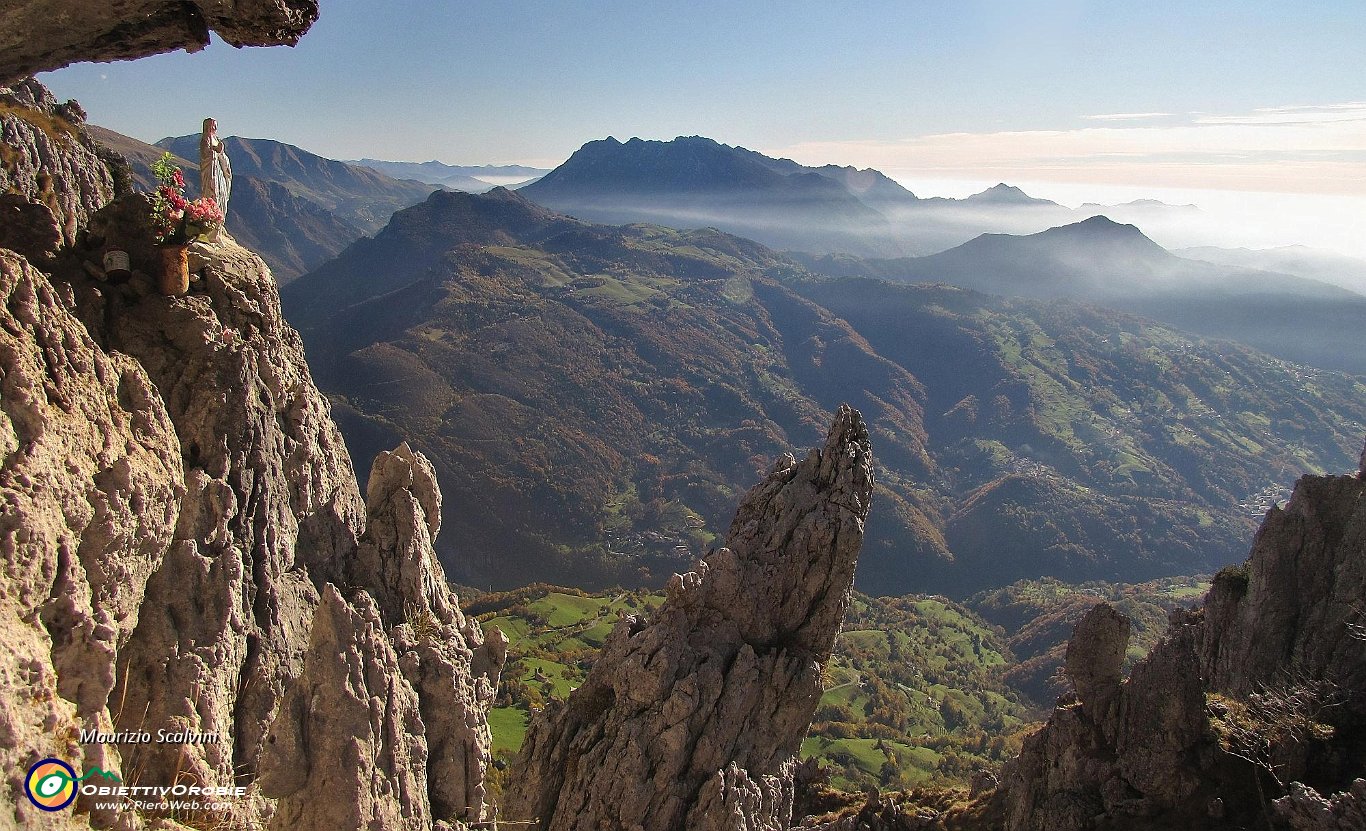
[6,4,1365,820]
[465,575,1209,794]
[279,184,1365,597]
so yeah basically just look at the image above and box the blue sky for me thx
[39,0,1366,253]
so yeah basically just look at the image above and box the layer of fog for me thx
[900,177,1366,263]
[521,174,1366,296]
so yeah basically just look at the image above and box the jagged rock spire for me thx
[260,442,504,829]
[1000,457,1366,830]
[1065,603,1129,716]
[504,405,874,831]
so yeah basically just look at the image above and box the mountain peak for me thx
[967,183,1027,202]
[1027,215,1171,261]
[480,184,530,203]
[1043,214,1156,243]
[527,134,862,202]
[1072,213,1139,231]
[403,185,566,232]
[967,183,1046,204]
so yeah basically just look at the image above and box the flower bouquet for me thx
[183,196,225,241]
[150,152,223,244]
[148,153,222,295]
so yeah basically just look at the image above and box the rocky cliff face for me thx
[997,450,1366,830]
[0,0,318,85]
[0,243,182,831]
[1,79,500,830]
[1,80,120,252]
[504,406,874,831]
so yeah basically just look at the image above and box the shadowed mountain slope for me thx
[286,189,941,591]
[1178,243,1366,297]
[285,189,1366,596]
[226,176,364,283]
[798,217,1366,375]
[157,133,438,232]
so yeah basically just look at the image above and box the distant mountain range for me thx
[91,125,1366,596]
[1077,197,1200,225]
[349,158,548,191]
[1177,244,1366,297]
[520,135,907,256]
[157,134,437,234]
[89,128,442,282]
[517,135,1198,257]
[283,187,1366,596]
[960,183,1057,207]
[795,216,1366,375]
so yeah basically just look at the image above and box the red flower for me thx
[148,152,212,244]
[185,197,223,225]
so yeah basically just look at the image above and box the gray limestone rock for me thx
[1274,780,1366,830]
[91,230,367,801]
[354,443,454,627]
[1064,603,1129,717]
[1,79,115,246]
[85,228,501,828]
[0,248,182,828]
[998,456,1366,830]
[0,193,62,263]
[0,0,319,85]
[259,586,430,831]
[1199,467,1366,726]
[356,441,503,824]
[1,77,503,827]
[504,405,874,831]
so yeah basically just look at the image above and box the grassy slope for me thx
[967,574,1211,703]
[797,278,1366,593]
[468,585,1032,792]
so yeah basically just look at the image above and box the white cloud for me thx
[1082,112,1172,121]
[1194,102,1366,126]
[769,102,1366,196]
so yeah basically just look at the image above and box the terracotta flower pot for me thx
[158,243,190,296]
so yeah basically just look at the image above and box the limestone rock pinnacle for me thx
[1064,603,1129,714]
[504,405,874,831]
[1,78,503,826]
[999,461,1366,830]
